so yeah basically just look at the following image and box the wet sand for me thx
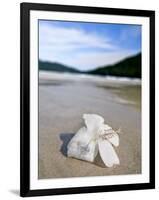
[38,71,141,179]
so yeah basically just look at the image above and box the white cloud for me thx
[39,22,116,50]
[39,22,117,61]
[39,22,139,71]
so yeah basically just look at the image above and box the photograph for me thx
[20,3,155,196]
[38,20,142,179]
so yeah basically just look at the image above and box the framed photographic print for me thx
[20,2,155,197]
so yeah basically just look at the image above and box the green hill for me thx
[39,61,79,73]
[39,53,141,78]
[88,53,141,78]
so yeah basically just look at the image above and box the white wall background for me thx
[0,0,158,199]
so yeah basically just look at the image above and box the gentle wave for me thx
[39,71,141,85]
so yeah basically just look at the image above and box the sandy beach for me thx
[38,71,141,179]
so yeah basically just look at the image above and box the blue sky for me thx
[39,20,141,71]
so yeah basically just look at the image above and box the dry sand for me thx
[38,72,141,179]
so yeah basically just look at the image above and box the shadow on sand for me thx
[59,133,75,156]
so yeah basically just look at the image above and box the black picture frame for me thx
[20,2,155,197]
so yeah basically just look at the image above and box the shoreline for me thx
[39,70,141,84]
[38,71,141,179]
